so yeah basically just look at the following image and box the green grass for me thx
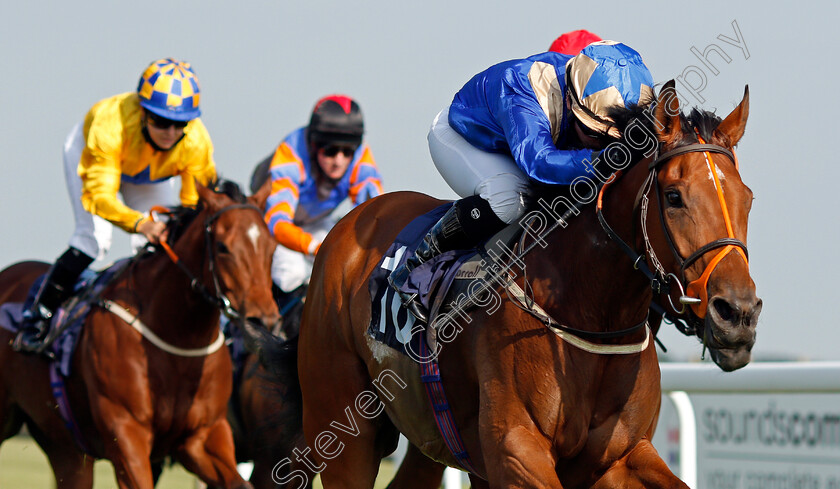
[0,435,197,488]
[0,435,401,488]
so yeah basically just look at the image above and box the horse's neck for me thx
[527,166,653,330]
[130,234,220,339]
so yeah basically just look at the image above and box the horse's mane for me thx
[610,100,725,149]
[529,99,727,211]
[127,179,248,265]
[164,179,247,244]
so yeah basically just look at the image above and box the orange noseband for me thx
[684,135,748,318]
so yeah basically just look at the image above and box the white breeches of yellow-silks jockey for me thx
[271,218,336,292]
[427,107,531,225]
[63,122,178,263]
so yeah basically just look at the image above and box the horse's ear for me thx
[249,179,271,211]
[714,85,749,148]
[196,180,225,211]
[655,80,683,147]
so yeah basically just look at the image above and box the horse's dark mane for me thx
[157,179,248,246]
[529,100,727,210]
[610,100,724,148]
[530,102,655,204]
[607,102,657,138]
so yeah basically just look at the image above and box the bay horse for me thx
[0,181,280,489]
[275,80,760,489]
[228,293,310,489]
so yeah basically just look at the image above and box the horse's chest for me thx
[147,358,229,430]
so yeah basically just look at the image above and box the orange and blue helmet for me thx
[136,58,201,121]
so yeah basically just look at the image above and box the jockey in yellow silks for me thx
[14,58,216,355]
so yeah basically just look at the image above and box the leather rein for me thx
[152,203,263,322]
[595,137,749,338]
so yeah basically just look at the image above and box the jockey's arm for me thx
[494,82,594,186]
[264,153,319,256]
[271,221,320,256]
[348,146,384,206]
[79,151,147,233]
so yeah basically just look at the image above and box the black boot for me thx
[12,247,93,355]
[388,195,505,323]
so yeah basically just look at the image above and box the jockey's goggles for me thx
[321,144,357,157]
[146,112,189,130]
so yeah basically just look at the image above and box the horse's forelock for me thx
[685,108,723,144]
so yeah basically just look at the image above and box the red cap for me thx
[548,30,602,55]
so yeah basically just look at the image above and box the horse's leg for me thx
[592,440,688,489]
[45,448,95,489]
[93,416,156,489]
[26,422,94,489]
[248,459,277,489]
[468,473,490,489]
[175,418,251,489]
[482,424,563,488]
[299,353,388,489]
[151,460,164,486]
[385,443,446,489]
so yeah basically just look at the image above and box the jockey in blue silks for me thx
[389,41,655,322]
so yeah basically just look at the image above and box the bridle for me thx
[596,136,750,335]
[152,203,264,322]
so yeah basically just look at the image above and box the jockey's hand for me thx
[308,240,322,257]
[137,219,167,244]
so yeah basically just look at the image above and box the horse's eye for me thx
[665,190,684,208]
[216,242,230,254]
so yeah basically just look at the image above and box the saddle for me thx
[0,260,130,375]
[367,205,525,358]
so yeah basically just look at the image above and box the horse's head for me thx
[195,180,281,336]
[647,80,761,371]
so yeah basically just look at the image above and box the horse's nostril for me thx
[713,298,735,322]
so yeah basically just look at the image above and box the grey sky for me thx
[1,1,835,361]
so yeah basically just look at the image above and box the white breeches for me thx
[427,107,530,224]
[63,122,178,262]
[271,218,336,292]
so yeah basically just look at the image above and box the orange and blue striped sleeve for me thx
[264,143,317,254]
[348,146,384,206]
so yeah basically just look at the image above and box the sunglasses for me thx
[146,112,189,130]
[321,144,356,157]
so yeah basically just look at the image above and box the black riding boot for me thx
[388,195,505,323]
[12,247,93,355]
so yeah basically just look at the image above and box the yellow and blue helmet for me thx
[136,58,201,121]
[565,41,654,138]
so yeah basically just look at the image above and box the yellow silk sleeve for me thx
[78,101,144,231]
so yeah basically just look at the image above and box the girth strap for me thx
[418,337,478,474]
